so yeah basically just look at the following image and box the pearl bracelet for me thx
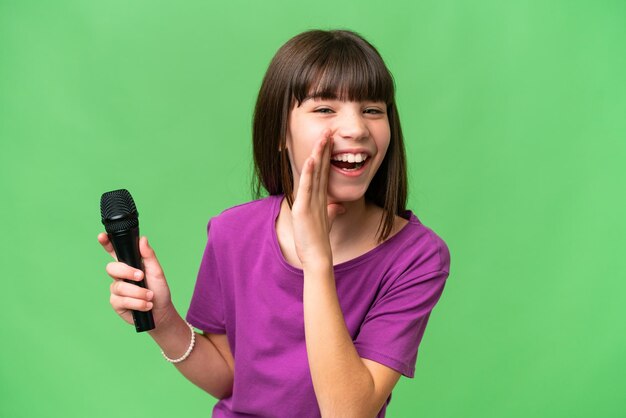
[161,320,196,364]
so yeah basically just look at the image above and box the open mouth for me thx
[330,152,369,172]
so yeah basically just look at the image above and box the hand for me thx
[291,132,346,269]
[98,233,176,330]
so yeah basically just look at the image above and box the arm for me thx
[303,263,401,417]
[149,310,234,400]
[292,137,401,417]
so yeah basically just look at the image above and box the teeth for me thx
[332,153,368,163]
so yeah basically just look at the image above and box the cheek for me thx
[375,127,391,162]
[286,131,321,172]
[286,148,300,177]
[285,138,312,178]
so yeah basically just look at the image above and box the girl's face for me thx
[286,95,391,204]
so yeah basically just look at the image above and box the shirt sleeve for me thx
[185,219,227,334]
[353,268,449,378]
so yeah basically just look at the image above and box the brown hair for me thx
[252,29,407,242]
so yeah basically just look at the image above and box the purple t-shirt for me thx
[186,195,450,417]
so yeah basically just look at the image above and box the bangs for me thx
[291,37,395,106]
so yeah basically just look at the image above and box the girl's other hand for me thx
[291,132,345,268]
[98,233,176,330]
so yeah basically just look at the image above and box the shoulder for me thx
[212,195,277,222]
[206,195,281,239]
[389,211,451,276]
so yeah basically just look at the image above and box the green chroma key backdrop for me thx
[1,1,624,417]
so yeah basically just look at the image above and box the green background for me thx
[1,1,624,417]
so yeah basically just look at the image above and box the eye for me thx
[364,108,385,115]
[314,107,334,114]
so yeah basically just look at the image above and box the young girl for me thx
[99,29,450,417]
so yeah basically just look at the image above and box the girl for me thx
[99,29,450,417]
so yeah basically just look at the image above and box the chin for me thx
[327,184,369,204]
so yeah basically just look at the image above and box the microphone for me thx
[100,189,155,332]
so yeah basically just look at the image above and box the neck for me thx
[327,197,376,248]
[282,195,380,251]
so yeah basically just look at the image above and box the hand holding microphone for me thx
[99,189,174,332]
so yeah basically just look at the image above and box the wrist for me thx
[302,259,334,277]
[148,305,181,339]
[298,245,333,270]
[160,320,196,363]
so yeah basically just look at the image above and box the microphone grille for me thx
[100,189,139,233]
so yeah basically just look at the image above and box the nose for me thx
[334,110,369,141]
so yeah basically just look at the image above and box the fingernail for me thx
[134,271,142,280]
[146,302,153,310]
[146,291,154,300]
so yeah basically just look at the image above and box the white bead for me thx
[161,321,196,363]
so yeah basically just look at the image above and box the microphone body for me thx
[101,189,155,332]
